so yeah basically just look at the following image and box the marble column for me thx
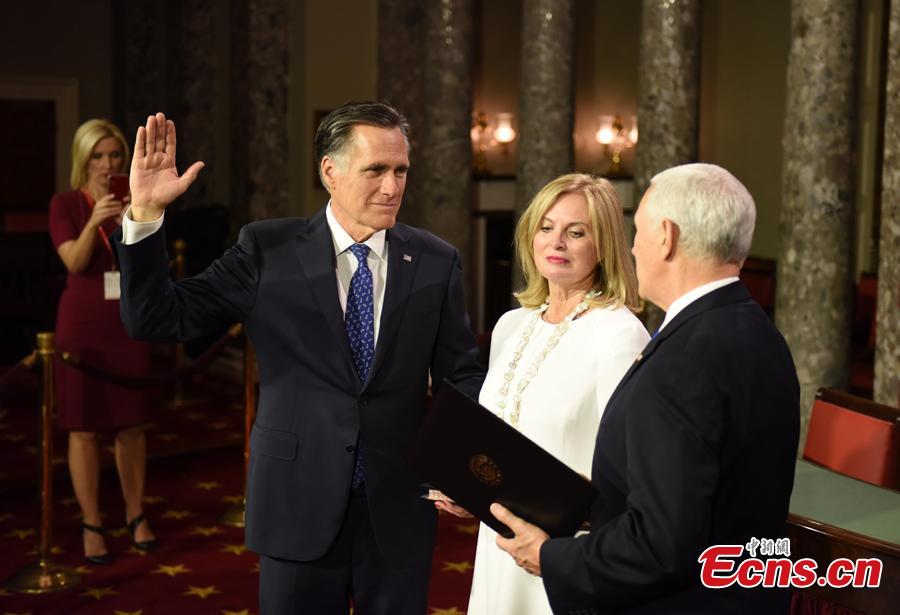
[176,0,220,208]
[377,0,426,228]
[113,1,181,139]
[634,0,701,331]
[415,0,475,279]
[513,0,575,291]
[874,2,900,407]
[231,0,289,223]
[776,0,857,444]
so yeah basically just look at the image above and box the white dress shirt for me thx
[121,202,389,342]
[657,276,740,332]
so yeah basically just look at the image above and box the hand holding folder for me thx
[411,381,598,538]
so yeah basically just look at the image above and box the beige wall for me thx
[573,0,641,177]
[474,0,522,176]
[699,0,790,261]
[292,0,379,218]
[0,0,113,122]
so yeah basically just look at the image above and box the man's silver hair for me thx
[644,163,756,264]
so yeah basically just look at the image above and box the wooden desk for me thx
[787,460,900,614]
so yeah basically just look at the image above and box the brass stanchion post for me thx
[220,332,256,527]
[6,332,82,593]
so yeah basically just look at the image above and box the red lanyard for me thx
[82,189,116,267]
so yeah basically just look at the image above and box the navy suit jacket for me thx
[540,282,800,614]
[113,209,484,565]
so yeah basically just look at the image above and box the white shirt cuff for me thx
[121,206,165,245]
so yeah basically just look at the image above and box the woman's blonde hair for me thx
[514,173,641,312]
[69,119,130,189]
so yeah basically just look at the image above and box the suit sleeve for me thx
[540,352,725,613]
[113,223,260,341]
[429,248,485,399]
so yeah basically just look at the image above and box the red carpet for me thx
[0,364,477,614]
[0,446,477,613]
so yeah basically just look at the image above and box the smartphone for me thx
[109,173,130,202]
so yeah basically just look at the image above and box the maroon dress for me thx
[49,190,151,431]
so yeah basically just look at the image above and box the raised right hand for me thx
[129,112,205,221]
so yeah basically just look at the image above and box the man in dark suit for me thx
[114,103,484,614]
[491,163,800,614]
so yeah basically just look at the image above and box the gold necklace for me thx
[495,290,597,429]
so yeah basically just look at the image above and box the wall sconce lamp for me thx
[596,115,638,176]
[471,111,517,175]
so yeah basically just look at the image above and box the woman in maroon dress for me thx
[49,119,157,564]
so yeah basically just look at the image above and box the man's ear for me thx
[321,156,337,192]
[660,218,680,261]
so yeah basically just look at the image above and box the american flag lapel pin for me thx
[403,254,412,262]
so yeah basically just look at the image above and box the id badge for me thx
[104,271,121,300]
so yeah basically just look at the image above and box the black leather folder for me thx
[411,381,598,538]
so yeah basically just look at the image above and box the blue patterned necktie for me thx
[345,243,374,488]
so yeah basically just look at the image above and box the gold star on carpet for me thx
[82,586,119,600]
[185,412,206,420]
[128,546,149,556]
[441,560,473,574]
[221,610,250,615]
[454,523,478,535]
[153,563,191,577]
[108,527,128,538]
[60,496,77,506]
[27,545,64,556]
[6,528,35,539]
[220,543,248,555]
[430,608,464,615]
[158,433,179,441]
[162,509,192,520]
[194,480,221,490]
[184,585,221,599]
[143,495,165,504]
[191,526,224,537]
[211,421,228,430]
[220,495,243,504]
[73,565,93,574]
[0,513,12,523]
[114,611,142,615]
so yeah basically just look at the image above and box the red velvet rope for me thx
[0,351,38,394]
[58,325,242,389]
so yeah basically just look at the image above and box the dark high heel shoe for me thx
[126,512,159,552]
[82,522,113,565]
